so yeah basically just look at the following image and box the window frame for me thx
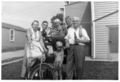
[9,29,15,42]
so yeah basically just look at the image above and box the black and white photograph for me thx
[1,0,119,80]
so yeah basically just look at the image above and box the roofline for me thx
[2,26,26,32]
[2,22,27,32]
[65,1,90,6]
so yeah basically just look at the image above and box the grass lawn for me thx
[2,60,118,80]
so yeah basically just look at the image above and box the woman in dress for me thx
[21,20,47,79]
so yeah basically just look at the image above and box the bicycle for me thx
[27,38,66,80]
[28,56,55,79]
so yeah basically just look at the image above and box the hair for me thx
[65,16,72,25]
[53,18,61,23]
[31,20,39,26]
[65,16,70,21]
[72,16,80,21]
[42,20,48,24]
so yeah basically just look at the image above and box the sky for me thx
[2,1,64,29]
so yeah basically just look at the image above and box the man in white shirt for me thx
[65,17,90,79]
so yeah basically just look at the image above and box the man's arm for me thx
[77,38,90,43]
[76,28,90,44]
[64,29,70,48]
[46,27,51,37]
[39,31,47,52]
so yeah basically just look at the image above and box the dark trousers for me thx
[66,45,85,79]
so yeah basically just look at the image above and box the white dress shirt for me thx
[65,26,90,45]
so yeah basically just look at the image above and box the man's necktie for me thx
[74,32,78,44]
[79,28,82,38]
[74,32,77,40]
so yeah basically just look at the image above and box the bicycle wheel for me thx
[29,63,55,80]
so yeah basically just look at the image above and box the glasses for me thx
[43,23,48,26]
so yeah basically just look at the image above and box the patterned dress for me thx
[26,28,44,58]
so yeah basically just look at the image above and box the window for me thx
[9,29,15,42]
